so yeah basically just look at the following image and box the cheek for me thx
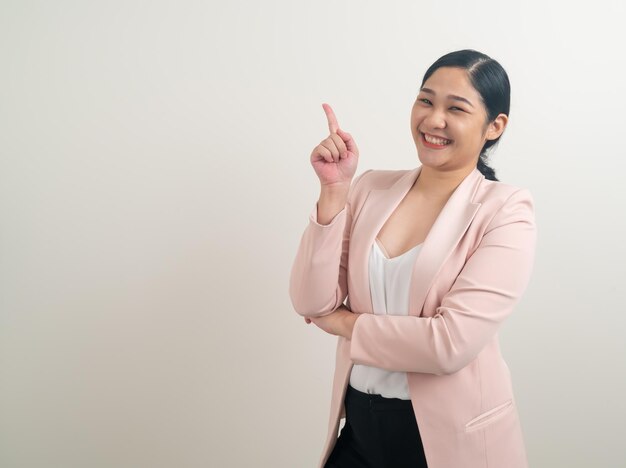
[455,123,481,143]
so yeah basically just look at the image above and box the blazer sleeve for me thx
[289,169,373,317]
[349,188,538,375]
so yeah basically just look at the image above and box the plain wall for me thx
[1,1,625,467]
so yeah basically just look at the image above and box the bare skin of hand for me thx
[304,305,360,340]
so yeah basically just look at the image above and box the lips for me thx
[420,131,453,148]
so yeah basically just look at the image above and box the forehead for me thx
[421,67,480,100]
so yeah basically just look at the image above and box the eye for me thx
[418,98,431,105]
[450,106,464,112]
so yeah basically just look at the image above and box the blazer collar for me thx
[349,165,484,316]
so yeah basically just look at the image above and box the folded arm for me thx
[349,188,538,375]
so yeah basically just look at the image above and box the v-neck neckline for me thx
[374,237,422,261]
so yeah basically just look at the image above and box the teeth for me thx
[423,133,451,145]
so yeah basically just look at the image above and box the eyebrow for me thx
[419,87,474,108]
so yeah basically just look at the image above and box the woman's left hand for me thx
[304,305,360,340]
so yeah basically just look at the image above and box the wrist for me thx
[343,312,359,340]
[320,181,351,196]
[316,189,348,225]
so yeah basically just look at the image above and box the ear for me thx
[485,113,508,141]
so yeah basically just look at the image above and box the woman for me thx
[289,49,536,468]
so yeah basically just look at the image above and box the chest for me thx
[376,193,448,259]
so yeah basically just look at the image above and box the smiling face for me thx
[410,66,507,174]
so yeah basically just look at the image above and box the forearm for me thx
[289,170,372,317]
[349,313,474,375]
[342,311,360,340]
[288,204,350,317]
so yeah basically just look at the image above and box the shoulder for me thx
[350,168,411,191]
[347,168,409,206]
[474,178,536,231]
[475,177,535,208]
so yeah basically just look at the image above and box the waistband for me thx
[345,384,414,411]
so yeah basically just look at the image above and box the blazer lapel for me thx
[350,165,484,317]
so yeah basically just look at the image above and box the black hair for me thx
[420,49,511,181]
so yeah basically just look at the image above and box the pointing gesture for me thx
[324,102,340,134]
[310,103,359,186]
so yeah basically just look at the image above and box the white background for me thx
[1,1,625,467]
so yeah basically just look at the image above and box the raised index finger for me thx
[322,103,340,134]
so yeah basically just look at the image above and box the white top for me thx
[349,237,423,400]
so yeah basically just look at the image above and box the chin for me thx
[415,150,451,168]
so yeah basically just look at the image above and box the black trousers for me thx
[324,384,428,468]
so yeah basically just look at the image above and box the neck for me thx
[411,165,476,201]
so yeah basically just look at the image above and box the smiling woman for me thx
[410,51,511,182]
[290,49,535,468]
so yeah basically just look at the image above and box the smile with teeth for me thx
[422,132,452,146]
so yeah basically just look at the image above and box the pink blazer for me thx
[289,165,537,468]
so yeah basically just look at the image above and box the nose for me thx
[422,108,447,130]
